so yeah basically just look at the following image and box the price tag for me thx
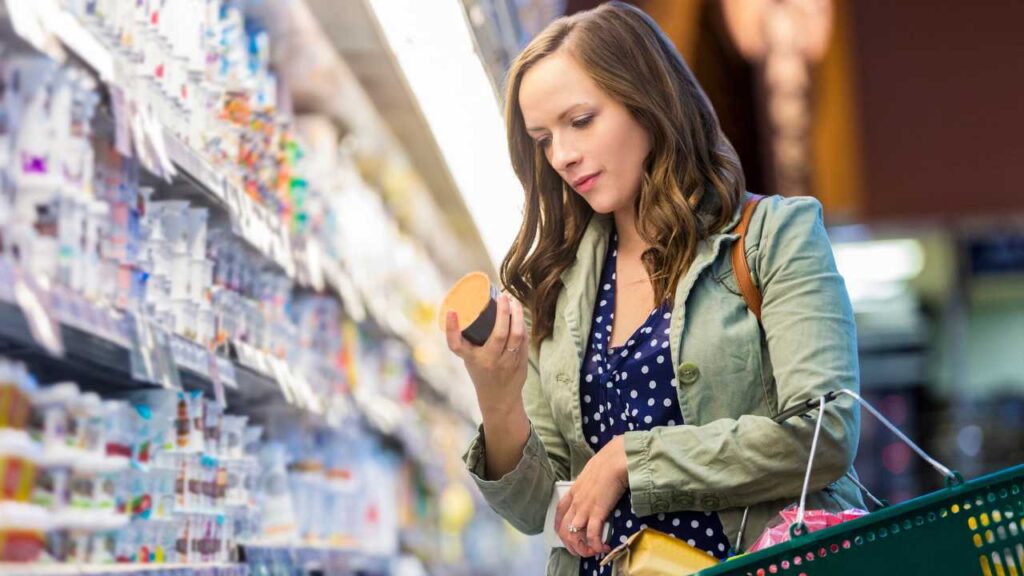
[150,325,182,390]
[129,314,180,389]
[99,307,123,346]
[225,185,243,225]
[294,371,319,414]
[305,239,325,291]
[0,261,15,302]
[48,287,70,326]
[115,313,133,347]
[256,349,273,379]
[13,272,64,357]
[275,219,295,275]
[250,205,269,255]
[82,299,101,335]
[145,108,176,180]
[171,337,203,375]
[291,368,308,410]
[129,97,158,177]
[111,85,133,157]
[334,266,367,324]
[207,349,227,408]
[128,313,157,384]
[6,0,60,59]
[216,356,238,390]
[267,356,295,405]
[234,341,259,373]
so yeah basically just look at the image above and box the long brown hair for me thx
[501,1,745,349]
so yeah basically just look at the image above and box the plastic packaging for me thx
[747,504,868,552]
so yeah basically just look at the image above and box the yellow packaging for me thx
[0,382,31,429]
[0,455,37,502]
[600,527,720,576]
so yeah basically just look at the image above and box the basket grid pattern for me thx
[697,465,1024,576]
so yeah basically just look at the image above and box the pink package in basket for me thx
[748,505,868,552]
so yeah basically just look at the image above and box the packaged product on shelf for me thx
[65,391,101,453]
[3,56,59,279]
[256,443,297,542]
[27,388,77,521]
[0,358,35,429]
[220,414,248,459]
[0,35,338,393]
[28,382,77,448]
[0,364,49,564]
[0,428,41,503]
[0,500,49,562]
[189,390,208,452]
[66,438,129,514]
[104,398,135,462]
[30,457,71,514]
[0,0,508,568]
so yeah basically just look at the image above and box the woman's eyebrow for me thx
[526,102,590,133]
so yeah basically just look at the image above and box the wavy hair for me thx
[500,1,745,349]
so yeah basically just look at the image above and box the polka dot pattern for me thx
[578,232,730,575]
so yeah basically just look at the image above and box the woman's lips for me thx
[573,172,601,193]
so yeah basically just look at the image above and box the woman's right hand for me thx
[445,293,528,414]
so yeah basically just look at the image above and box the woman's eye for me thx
[536,137,551,149]
[572,115,593,129]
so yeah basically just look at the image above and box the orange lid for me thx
[438,272,494,332]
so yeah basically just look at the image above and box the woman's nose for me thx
[550,136,581,172]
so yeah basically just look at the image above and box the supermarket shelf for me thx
[282,0,494,278]
[0,562,244,575]
[238,542,390,576]
[0,293,313,432]
[7,4,446,395]
[157,133,295,280]
[0,2,479,429]
[2,2,338,297]
[0,286,452,473]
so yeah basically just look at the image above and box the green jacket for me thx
[463,194,866,575]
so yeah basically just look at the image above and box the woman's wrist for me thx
[480,401,530,481]
[480,398,529,433]
[611,435,630,490]
[477,387,526,420]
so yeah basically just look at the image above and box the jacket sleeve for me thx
[462,320,572,534]
[623,196,861,517]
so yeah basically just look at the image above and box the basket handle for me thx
[735,389,963,549]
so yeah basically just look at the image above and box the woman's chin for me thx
[584,197,625,216]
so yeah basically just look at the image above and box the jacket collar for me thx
[558,194,751,363]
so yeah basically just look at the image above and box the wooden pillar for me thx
[811,0,864,222]
[637,0,704,65]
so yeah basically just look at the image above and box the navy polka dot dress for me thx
[578,231,731,576]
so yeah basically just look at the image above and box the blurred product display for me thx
[0,0,542,574]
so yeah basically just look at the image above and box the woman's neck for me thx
[613,206,648,258]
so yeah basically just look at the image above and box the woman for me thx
[444,3,865,575]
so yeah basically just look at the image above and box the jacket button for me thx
[700,495,720,510]
[679,362,701,384]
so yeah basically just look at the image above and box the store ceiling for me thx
[304,0,494,276]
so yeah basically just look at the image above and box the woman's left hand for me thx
[555,435,629,557]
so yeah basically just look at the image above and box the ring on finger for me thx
[568,523,579,534]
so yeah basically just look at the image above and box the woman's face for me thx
[519,50,652,215]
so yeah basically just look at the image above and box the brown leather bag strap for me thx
[732,194,766,322]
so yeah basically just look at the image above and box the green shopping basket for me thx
[696,390,1024,576]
